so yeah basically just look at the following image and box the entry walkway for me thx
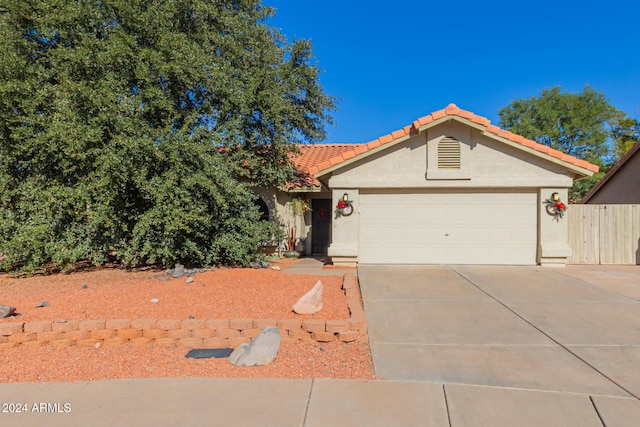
[281,255,354,276]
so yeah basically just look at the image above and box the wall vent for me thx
[438,137,461,169]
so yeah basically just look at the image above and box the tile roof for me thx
[296,104,599,182]
[289,144,357,188]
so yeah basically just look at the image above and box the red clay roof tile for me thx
[475,116,491,126]
[574,159,590,169]
[341,150,356,161]
[317,160,332,170]
[417,115,435,127]
[378,134,394,144]
[486,124,501,134]
[512,134,527,144]
[456,109,476,121]
[366,139,382,149]
[391,129,406,139]
[445,103,460,114]
[353,144,368,155]
[329,155,344,166]
[497,129,512,138]
[431,109,446,120]
[535,144,550,154]
[548,148,564,159]
[289,144,358,187]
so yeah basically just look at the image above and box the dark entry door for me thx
[311,199,331,254]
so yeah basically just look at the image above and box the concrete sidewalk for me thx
[2,377,639,426]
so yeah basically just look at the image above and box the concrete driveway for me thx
[359,265,640,398]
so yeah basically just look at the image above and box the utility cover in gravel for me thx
[185,348,234,359]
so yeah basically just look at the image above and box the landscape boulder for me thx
[293,280,323,315]
[249,259,269,269]
[166,263,209,279]
[228,326,281,367]
[0,305,16,318]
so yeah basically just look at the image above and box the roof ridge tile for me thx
[353,144,368,155]
[431,109,447,120]
[366,139,381,149]
[444,103,460,114]
[390,129,406,139]
[341,150,357,161]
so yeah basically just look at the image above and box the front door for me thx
[311,199,331,254]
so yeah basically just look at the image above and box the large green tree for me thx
[498,86,618,167]
[0,1,336,273]
[609,115,639,161]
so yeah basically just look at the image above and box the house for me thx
[581,141,640,204]
[255,104,599,266]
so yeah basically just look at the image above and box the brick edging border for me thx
[0,272,368,350]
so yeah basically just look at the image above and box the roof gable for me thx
[581,141,640,203]
[306,104,599,179]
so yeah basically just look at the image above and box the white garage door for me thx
[359,190,537,265]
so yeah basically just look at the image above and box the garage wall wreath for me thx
[335,193,354,219]
[543,192,567,219]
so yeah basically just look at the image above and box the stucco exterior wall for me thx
[538,188,572,266]
[327,188,359,265]
[327,121,574,189]
[585,152,640,204]
[323,121,578,266]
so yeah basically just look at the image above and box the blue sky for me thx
[267,1,640,144]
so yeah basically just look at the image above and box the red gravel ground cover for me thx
[0,259,375,382]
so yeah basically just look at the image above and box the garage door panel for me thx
[359,191,536,265]
[466,208,490,222]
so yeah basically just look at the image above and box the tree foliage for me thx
[609,115,639,161]
[0,0,336,273]
[568,171,605,203]
[498,86,618,167]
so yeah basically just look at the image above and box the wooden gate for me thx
[568,204,640,264]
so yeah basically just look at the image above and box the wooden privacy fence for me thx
[568,204,640,264]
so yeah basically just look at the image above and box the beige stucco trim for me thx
[537,187,572,266]
[327,188,360,259]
